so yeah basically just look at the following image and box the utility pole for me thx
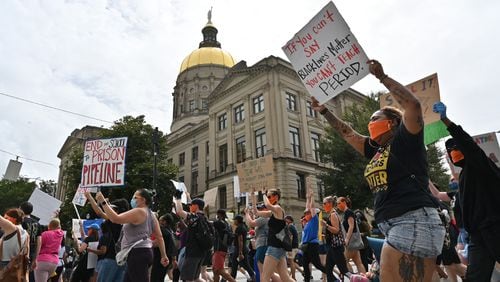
[152,127,159,192]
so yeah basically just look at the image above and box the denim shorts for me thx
[255,246,267,263]
[265,246,287,261]
[378,207,445,258]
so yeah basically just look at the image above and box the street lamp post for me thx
[152,127,159,192]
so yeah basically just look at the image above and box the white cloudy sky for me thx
[1,0,499,181]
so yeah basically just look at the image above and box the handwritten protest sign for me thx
[28,189,62,225]
[474,132,500,167]
[236,155,274,193]
[380,73,441,125]
[282,1,370,104]
[72,186,88,207]
[81,137,128,188]
[203,187,218,209]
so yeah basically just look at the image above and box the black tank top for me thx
[267,213,285,248]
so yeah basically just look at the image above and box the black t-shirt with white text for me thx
[364,124,437,223]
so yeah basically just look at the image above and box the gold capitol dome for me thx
[179,8,235,73]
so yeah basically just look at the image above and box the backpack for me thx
[0,229,29,282]
[220,221,234,249]
[275,224,293,251]
[191,215,215,251]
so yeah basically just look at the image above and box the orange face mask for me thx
[189,204,197,213]
[368,119,391,140]
[450,150,464,163]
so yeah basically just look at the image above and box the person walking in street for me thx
[259,189,295,282]
[300,179,327,282]
[174,190,209,282]
[433,101,500,280]
[312,59,445,281]
[230,215,255,281]
[20,201,41,282]
[322,196,351,281]
[95,189,169,282]
[34,218,64,282]
[337,197,366,274]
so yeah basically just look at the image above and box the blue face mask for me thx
[130,198,137,209]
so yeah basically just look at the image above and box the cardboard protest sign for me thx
[203,187,218,209]
[380,73,441,124]
[236,155,275,193]
[282,1,370,104]
[28,189,62,225]
[379,73,448,144]
[81,137,128,188]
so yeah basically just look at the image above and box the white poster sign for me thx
[28,189,62,225]
[233,176,240,199]
[282,1,370,104]
[72,186,88,207]
[87,242,99,269]
[203,187,219,209]
[171,180,188,204]
[81,137,128,188]
[473,132,500,167]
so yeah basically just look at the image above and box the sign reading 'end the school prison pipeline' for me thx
[81,137,128,188]
[282,1,370,104]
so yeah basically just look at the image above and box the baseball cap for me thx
[189,198,205,209]
[89,223,101,231]
[216,209,227,219]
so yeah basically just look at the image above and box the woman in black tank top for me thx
[254,189,295,282]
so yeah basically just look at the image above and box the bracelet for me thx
[379,74,388,83]
[319,107,328,115]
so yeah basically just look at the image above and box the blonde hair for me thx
[48,218,61,230]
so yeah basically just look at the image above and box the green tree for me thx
[427,143,451,190]
[318,94,379,209]
[0,178,36,213]
[59,115,178,229]
[39,180,57,196]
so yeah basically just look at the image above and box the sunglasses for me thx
[322,202,329,205]
[267,195,273,199]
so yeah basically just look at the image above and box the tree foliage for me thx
[318,94,379,209]
[427,143,451,190]
[0,178,36,214]
[59,115,178,229]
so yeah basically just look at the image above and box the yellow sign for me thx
[380,73,440,125]
[236,155,275,193]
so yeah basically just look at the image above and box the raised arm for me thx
[85,192,109,220]
[0,215,17,235]
[311,97,367,155]
[305,178,315,215]
[428,180,452,202]
[95,192,146,225]
[263,190,282,217]
[369,60,423,134]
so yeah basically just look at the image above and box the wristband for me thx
[379,74,388,83]
[319,107,328,115]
